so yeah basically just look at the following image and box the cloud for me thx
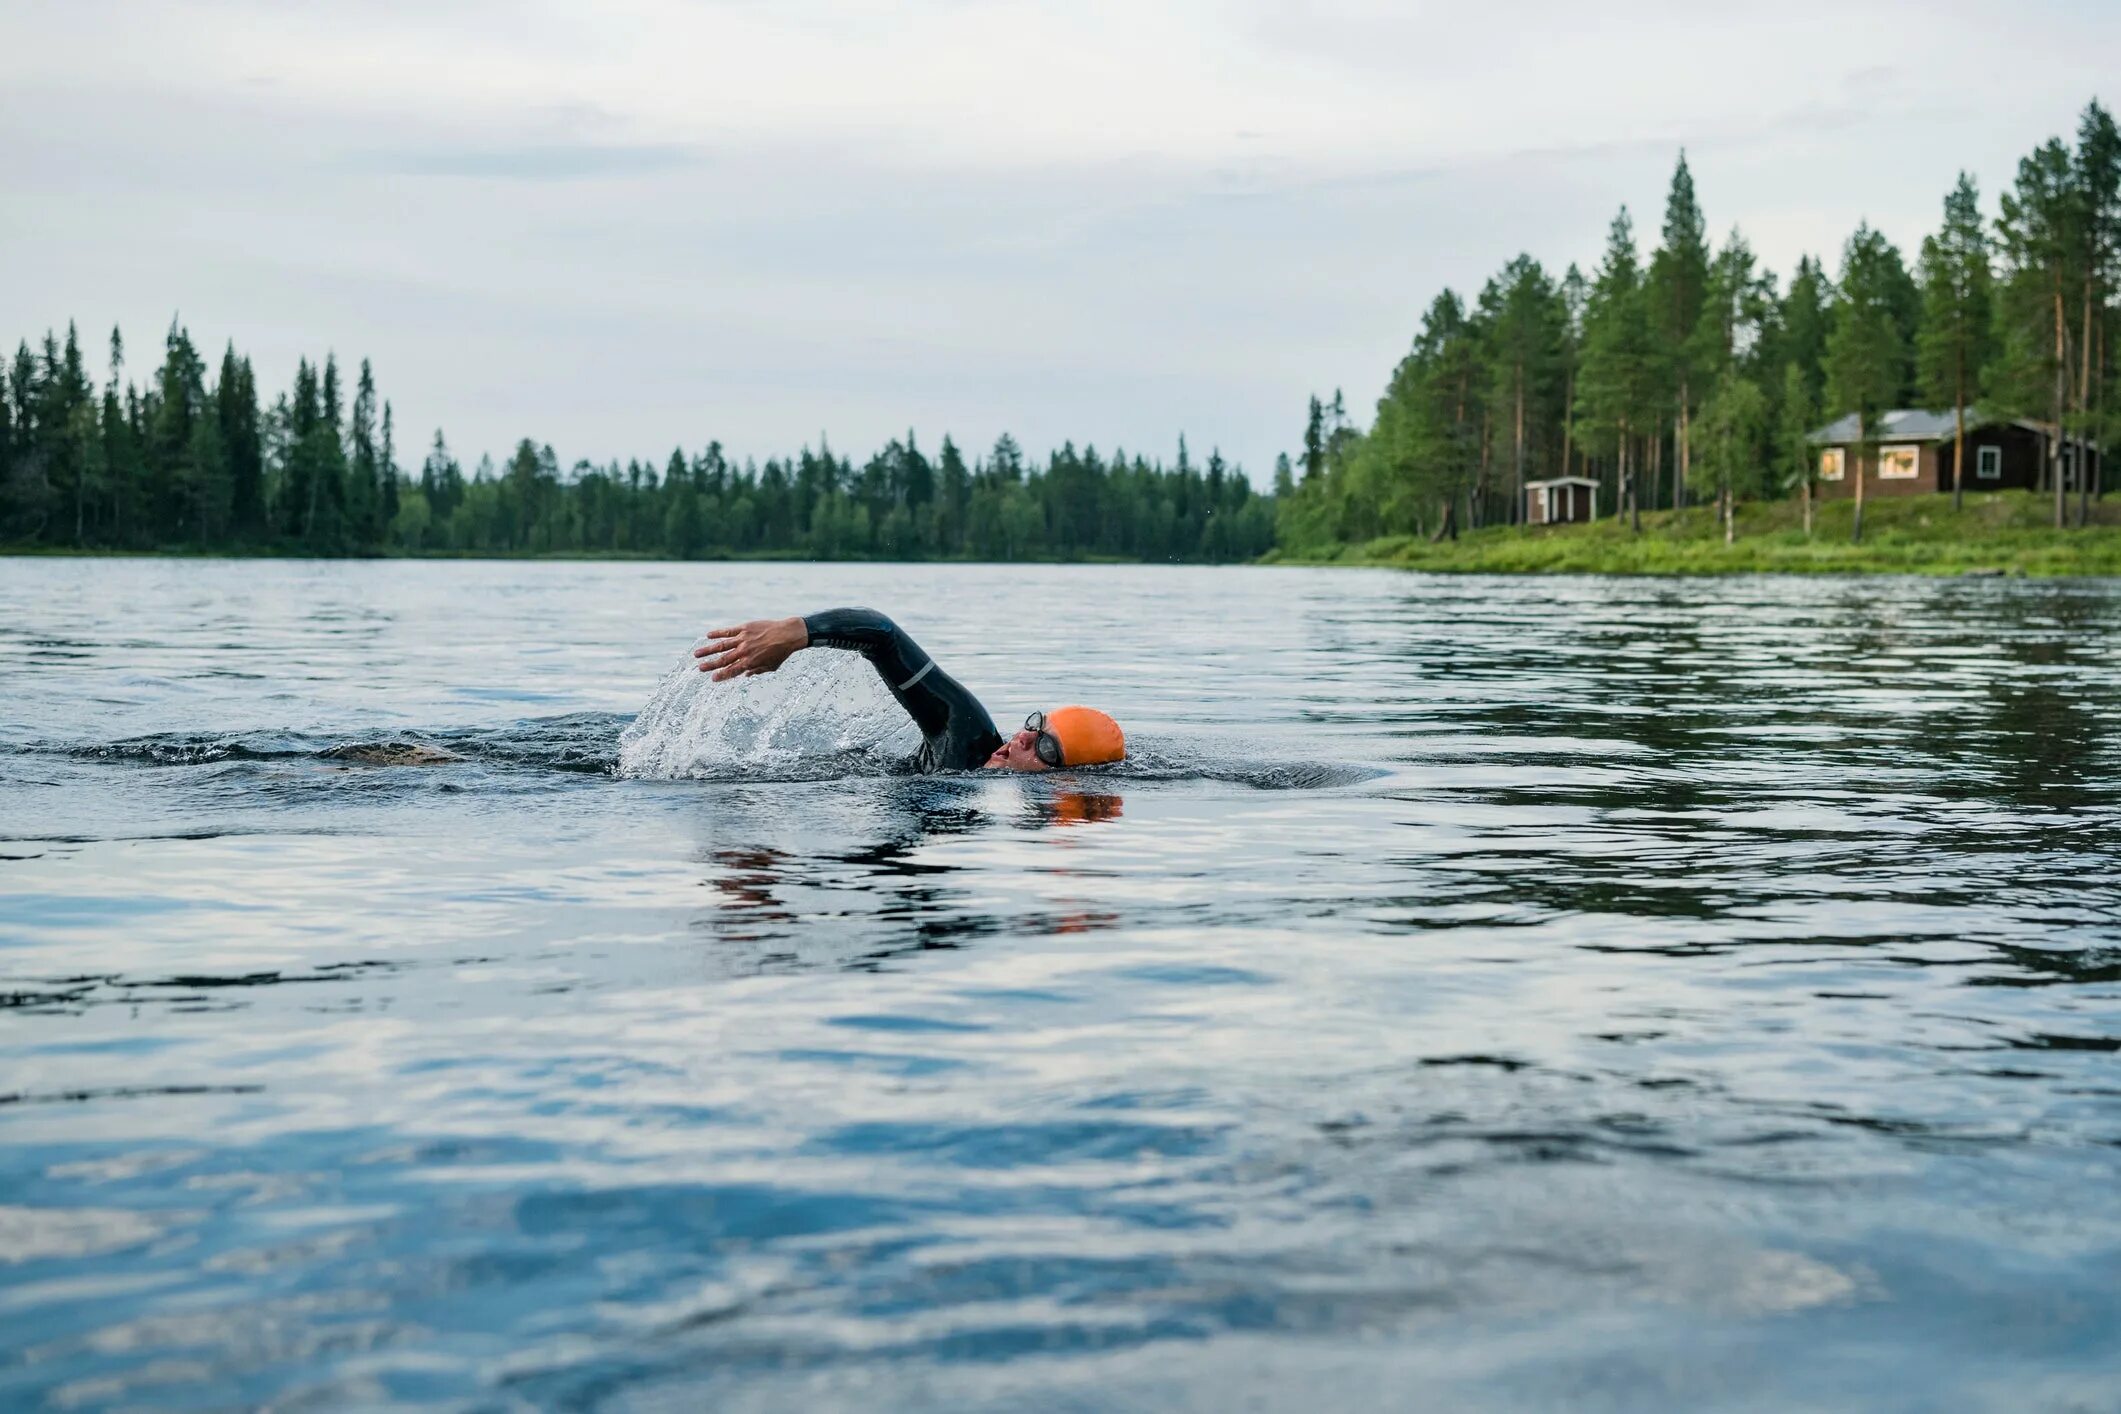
[358,142,710,182]
[1,0,2117,479]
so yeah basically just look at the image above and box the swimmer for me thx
[694,608,1125,774]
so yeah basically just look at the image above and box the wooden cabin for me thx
[1805,409,2101,498]
[1525,476,1598,525]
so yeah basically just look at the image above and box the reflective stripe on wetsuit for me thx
[801,608,1003,772]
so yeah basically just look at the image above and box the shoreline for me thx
[1269,490,2121,578]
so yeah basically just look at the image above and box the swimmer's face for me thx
[983,729,1052,773]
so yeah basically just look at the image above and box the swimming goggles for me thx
[1024,711,1065,767]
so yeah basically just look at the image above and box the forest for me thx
[1277,98,2121,549]
[0,334,1273,563]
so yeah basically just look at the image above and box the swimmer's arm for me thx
[692,609,930,695]
[698,607,954,739]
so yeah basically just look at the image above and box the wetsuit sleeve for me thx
[801,607,968,741]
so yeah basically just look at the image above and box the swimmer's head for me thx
[984,706,1126,773]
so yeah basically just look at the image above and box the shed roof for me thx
[1524,476,1600,488]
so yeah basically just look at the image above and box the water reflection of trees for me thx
[1355,580,2121,989]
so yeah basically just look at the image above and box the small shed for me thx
[1526,476,1598,525]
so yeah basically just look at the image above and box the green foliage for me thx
[0,325,1271,562]
[1576,208,1655,460]
[1776,256,1834,409]
[1776,363,1818,502]
[1824,223,1914,442]
[1697,368,1769,503]
[1917,175,1997,417]
[1283,97,2119,562]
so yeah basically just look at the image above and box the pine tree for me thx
[1557,263,1587,480]
[1916,174,1995,509]
[2073,101,2119,519]
[1481,255,1561,523]
[1577,208,1655,530]
[1997,138,2079,528]
[1825,223,1912,544]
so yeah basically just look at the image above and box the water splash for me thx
[617,652,917,780]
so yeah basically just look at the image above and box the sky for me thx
[3,0,2116,481]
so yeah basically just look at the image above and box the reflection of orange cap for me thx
[1044,706,1125,766]
[1047,790,1123,825]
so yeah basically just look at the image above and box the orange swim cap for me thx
[1043,705,1125,767]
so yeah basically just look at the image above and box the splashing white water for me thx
[616,651,917,780]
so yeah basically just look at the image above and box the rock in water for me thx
[323,742,462,766]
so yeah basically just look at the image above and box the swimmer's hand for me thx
[693,616,808,681]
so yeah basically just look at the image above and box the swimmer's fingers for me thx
[693,624,750,672]
[693,626,741,655]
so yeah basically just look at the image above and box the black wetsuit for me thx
[802,608,1002,772]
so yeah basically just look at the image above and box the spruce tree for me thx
[1778,256,1834,407]
[1648,154,1710,508]
[380,401,399,535]
[348,360,380,549]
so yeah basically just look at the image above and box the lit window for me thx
[1820,447,1845,481]
[1879,446,1919,479]
[1977,445,2002,480]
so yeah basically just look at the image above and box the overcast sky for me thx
[3,0,2115,479]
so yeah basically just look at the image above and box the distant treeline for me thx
[1278,97,2121,548]
[0,329,1273,562]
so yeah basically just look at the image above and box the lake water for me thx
[3,558,2119,1411]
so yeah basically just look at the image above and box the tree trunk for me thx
[1513,365,1526,527]
[2081,318,2100,525]
[1624,423,1640,534]
[2081,272,2097,443]
[2087,317,2104,506]
[1471,408,1491,531]
[1650,423,1664,515]
[1952,353,1965,514]
[1852,417,1867,545]
[1430,498,1457,542]
[1678,379,1691,511]
[2054,283,2068,531]
[1560,367,1576,478]
[1722,485,1733,545]
[1801,475,1812,536]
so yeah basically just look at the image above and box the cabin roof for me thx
[1807,408,2101,452]
[1806,408,1988,445]
[1524,476,1600,489]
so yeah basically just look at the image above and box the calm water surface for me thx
[2,559,2119,1411]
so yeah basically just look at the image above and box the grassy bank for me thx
[1271,491,2121,576]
